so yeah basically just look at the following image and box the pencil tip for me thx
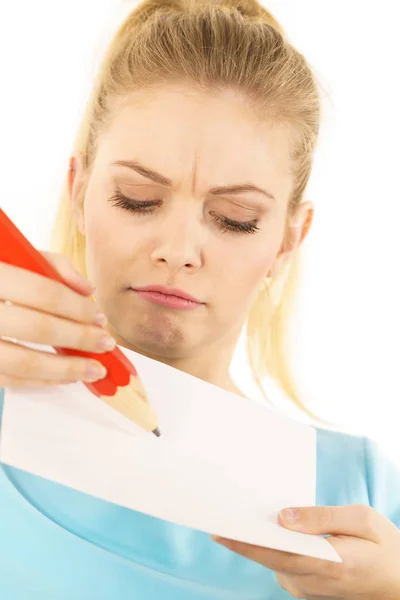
[152,427,161,437]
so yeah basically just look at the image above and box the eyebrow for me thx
[112,160,276,201]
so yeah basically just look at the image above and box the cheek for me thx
[212,235,277,312]
[83,199,129,279]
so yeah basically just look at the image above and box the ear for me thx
[268,201,314,278]
[68,153,86,236]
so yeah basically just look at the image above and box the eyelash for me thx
[109,192,260,235]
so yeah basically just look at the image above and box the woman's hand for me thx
[0,253,115,388]
[212,504,400,599]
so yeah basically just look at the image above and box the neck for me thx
[152,349,245,397]
[109,325,247,399]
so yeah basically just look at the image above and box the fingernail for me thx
[279,508,300,523]
[95,311,107,327]
[84,363,107,382]
[97,335,116,352]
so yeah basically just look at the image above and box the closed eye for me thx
[108,191,260,235]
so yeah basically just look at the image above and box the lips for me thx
[132,285,203,304]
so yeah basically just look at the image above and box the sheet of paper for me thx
[0,344,340,563]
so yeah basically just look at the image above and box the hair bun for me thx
[134,0,284,34]
[133,0,181,21]
[210,0,272,19]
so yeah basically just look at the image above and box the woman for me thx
[0,1,399,598]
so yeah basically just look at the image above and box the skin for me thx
[69,85,400,597]
[213,505,400,599]
[69,84,312,394]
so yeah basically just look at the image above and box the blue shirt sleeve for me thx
[363,436,400,527]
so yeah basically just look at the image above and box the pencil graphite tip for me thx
[152,427,161,438]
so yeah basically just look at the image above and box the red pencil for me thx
[0,207,160,437]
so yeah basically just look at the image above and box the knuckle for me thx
[82,299,98,323]
[352,503,375,533]
[35,312,54,341]
[0,340,43,381]
[19,349,39,377]
[39,279,64,313]
[75,324,97,351]
[66,290,96,323]
[315,506,332,530]
[322,558,344,580]
[54,283,72,315]
[339,558,358,582]
[62,360,79,381]
[45,282,83,322]
[63,358,86,381]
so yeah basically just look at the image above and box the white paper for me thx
[0,345,340,562]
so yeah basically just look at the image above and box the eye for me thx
[109,191,161,214]
[210,212,260,235]
[109,191,260,235]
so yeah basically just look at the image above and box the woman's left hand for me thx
[212,504,400,599]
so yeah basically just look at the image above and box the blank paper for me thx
[0,345,341,562]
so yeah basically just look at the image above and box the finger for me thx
[0,262,104,327]
[0,374,75,387]
[41,251,95,296]
[0,302,116,353]
[212,537,318,575]
[275,573,305,599]
[276,571,342,600]
[278,504,389,543]
[0,339,107,382]
[212,536,345,579]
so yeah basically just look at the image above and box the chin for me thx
[123,312,192,356]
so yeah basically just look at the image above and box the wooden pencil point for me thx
[99,375,159,434]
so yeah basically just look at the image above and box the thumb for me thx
[278,504,390,543]
[41,251,95,296]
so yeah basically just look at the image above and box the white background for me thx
[0,1,399,464]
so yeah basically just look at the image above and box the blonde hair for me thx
[51,0,324,420]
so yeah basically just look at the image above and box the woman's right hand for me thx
[0,252,116,388]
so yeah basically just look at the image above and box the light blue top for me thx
[0,388,399,600]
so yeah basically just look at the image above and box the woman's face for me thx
[71,85,312,359]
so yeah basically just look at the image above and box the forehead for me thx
[95,85,294,198]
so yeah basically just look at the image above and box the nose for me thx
[150,205,204,275]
